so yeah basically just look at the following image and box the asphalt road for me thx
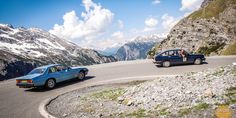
[0,56,235,118]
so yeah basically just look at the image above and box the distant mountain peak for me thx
[115,35,162,61]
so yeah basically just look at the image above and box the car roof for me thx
[36,64,61,69]
[162,49,181,52]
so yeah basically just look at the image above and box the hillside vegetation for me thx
[150,0,236,56]
[222,41,236,55]
[189,0,236,20]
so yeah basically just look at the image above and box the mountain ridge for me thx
[0,24,116,80]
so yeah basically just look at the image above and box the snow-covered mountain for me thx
[0,24,116,80]
[115,35,162,61]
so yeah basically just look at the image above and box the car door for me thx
[56,65,74,81]
[168,50,183,65]
[48,66,64,82]
[182,50,193,64]
[64,66,76,80]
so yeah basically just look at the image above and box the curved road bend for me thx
[0,56,235,118]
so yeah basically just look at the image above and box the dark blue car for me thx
[16,64,88,89]
[154,49,206,67]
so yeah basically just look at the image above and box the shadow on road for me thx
[155,62,208,68]
[24,76,95,92]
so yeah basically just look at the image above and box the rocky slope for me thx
[0,24,116,80]
[115,35,161,61]
[47,65,236,118]
[153,0,236,56]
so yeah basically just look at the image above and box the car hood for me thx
[16,74,42,80]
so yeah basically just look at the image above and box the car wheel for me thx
[45,79,56,89]
[194,58,201,65]
[163,61,171,67]
[78,71,85,80]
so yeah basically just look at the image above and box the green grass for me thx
[178,108,192,116]
[126,108,147,117]
[188,0,235,20]
[214,87,236,105]
[159,108,171,116]
[225,87,236,104]
[193,103,209,110]
[233,68,236,76]
[197,42,225,55]
[222,42,236,55]
[178,103,209,117]
[91,88,125,100]
[122,99,130,105]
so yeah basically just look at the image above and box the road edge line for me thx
[39,97,57,118]
[38,74,178,118]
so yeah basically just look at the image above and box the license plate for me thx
[21,80,28,83]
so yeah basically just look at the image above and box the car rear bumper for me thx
[16,83,34,88]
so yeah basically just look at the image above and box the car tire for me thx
[78,71,85,80]
[194,58,201,65]
[163,61,171,67]
[45,79,56,89]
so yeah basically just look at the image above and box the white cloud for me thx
[180,0,204,11]
[118,20,124,29]
[143,27,157,32]
[152,0,161,4]
[161,13,179,30]
[92,34,130,51]
[49,0,114,41]
[145,17,158,27]
[111,31,124,39]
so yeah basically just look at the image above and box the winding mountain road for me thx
[0,56,235,118]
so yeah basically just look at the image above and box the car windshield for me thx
[28,68,46,75]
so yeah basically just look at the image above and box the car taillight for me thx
[27,80,33,83]
[16,80,20,83]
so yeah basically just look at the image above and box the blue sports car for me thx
[16,64,88,89]
[154,49,206,67]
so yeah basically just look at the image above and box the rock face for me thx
[115,35,161,61]
[154,0,236,55]
[0,24,116,80]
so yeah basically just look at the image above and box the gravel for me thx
[47,65,236,118]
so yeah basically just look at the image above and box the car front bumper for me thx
[85,70,88,75]
[153,60,162,64]
[202,58,206,62]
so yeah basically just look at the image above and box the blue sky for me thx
[0,0,204,52]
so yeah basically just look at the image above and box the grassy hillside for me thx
[222,41,236,55]
[188,0,236,20]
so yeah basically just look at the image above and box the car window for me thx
[28,68,46,75]
[168,50,177,56]
[56,65,67,72]
[49,66,58,73]
[161,51,168,56]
